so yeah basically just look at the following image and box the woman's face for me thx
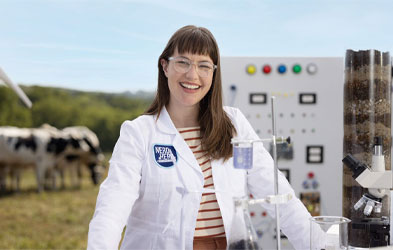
[161,50,214,110]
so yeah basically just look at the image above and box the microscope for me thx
[342,136,392,246]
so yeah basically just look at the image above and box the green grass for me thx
[0,164,108,249]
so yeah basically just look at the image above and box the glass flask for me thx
[343,49,391,247]
[310,216,350,250]
[227,197,261,250]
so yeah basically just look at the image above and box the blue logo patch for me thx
[153,144,178,168]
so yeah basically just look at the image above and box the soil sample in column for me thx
[343,49,391,247]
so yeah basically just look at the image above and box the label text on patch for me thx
[153,144,177,168]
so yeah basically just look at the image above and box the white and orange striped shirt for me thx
[178,127,226,238]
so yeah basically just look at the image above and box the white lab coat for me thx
[88,106,312,250]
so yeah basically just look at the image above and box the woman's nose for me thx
[186,64,198,79]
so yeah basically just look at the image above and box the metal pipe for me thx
[253,136,290,144]
[271,96,281,250]
[0,67,32,108]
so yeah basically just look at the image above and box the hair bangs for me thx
[174,29,217,63]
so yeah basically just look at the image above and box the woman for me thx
[88,25,312,249]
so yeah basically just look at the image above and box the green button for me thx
[293,64,302,74]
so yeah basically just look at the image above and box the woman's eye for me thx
[177,61,190,65]
[199,64,211,69]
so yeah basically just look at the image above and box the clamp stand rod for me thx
[271,96,281,250]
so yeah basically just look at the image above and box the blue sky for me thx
[1,0,392,93]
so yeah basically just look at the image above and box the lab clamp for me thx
[342,136,392,246]
[229,96,291,250]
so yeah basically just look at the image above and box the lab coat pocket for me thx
[155,232,182,250]
[123,216,180,250]
[121,226,156,250]
[157,169,184,231]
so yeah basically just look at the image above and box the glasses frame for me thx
[167,56,217,78]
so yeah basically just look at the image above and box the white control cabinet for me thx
[221,57,344,249]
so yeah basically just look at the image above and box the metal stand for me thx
[271,96,281,250]
[231,96,290,250]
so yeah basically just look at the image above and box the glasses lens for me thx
[172,57,214,77]
[198,63,213,77]
[173,58,190,73]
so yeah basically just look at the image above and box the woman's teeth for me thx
[180,82,200,89]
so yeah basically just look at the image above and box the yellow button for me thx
[246,64,256,75]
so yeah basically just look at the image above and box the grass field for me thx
[0,163,108,249]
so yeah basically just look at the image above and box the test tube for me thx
[232,139,253,169]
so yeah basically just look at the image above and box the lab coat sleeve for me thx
[233,108,312,250]
[87,120,144,250]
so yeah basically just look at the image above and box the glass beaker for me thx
[227,197,260,250]
[310,216,350,250]
[232,139,253,169]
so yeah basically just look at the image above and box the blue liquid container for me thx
[233,144,253,169]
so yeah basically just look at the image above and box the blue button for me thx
[278,65,286,74]
[302,180,310,189]
[312,180,319,189]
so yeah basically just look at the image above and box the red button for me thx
[308,172,315,179]
[263,65,271,74]
[250,212,255,217]
[262,211,267,217]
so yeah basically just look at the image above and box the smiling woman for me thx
[146,25,234,161]
[162,52,215,125]
[87,25,313,250]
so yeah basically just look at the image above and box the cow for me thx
[0,125,104,192]
[55,126,105,189]
[0,127,40,192]
[0,126,69,192]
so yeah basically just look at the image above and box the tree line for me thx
[0,85,154,152]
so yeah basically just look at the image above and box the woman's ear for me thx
[160,59,169,77]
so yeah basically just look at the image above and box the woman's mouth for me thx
[180,82,200,90]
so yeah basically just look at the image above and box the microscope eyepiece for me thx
[342,154,367,179]
[374,136,383,146]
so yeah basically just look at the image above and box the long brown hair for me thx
[145,25,236,161]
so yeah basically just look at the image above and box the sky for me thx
[0,0,392,93]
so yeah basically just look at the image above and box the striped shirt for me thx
[178,127,226,238]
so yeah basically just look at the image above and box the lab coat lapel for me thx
[156,107,204,188]
[173,134,203,176]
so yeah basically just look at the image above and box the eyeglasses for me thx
[168,56,217,78]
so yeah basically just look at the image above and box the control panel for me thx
[221,57,344,249]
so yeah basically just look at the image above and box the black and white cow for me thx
[55,126,105,188]
[0,126,68,192]
[0,125,104,192]
[0,127,35,191]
